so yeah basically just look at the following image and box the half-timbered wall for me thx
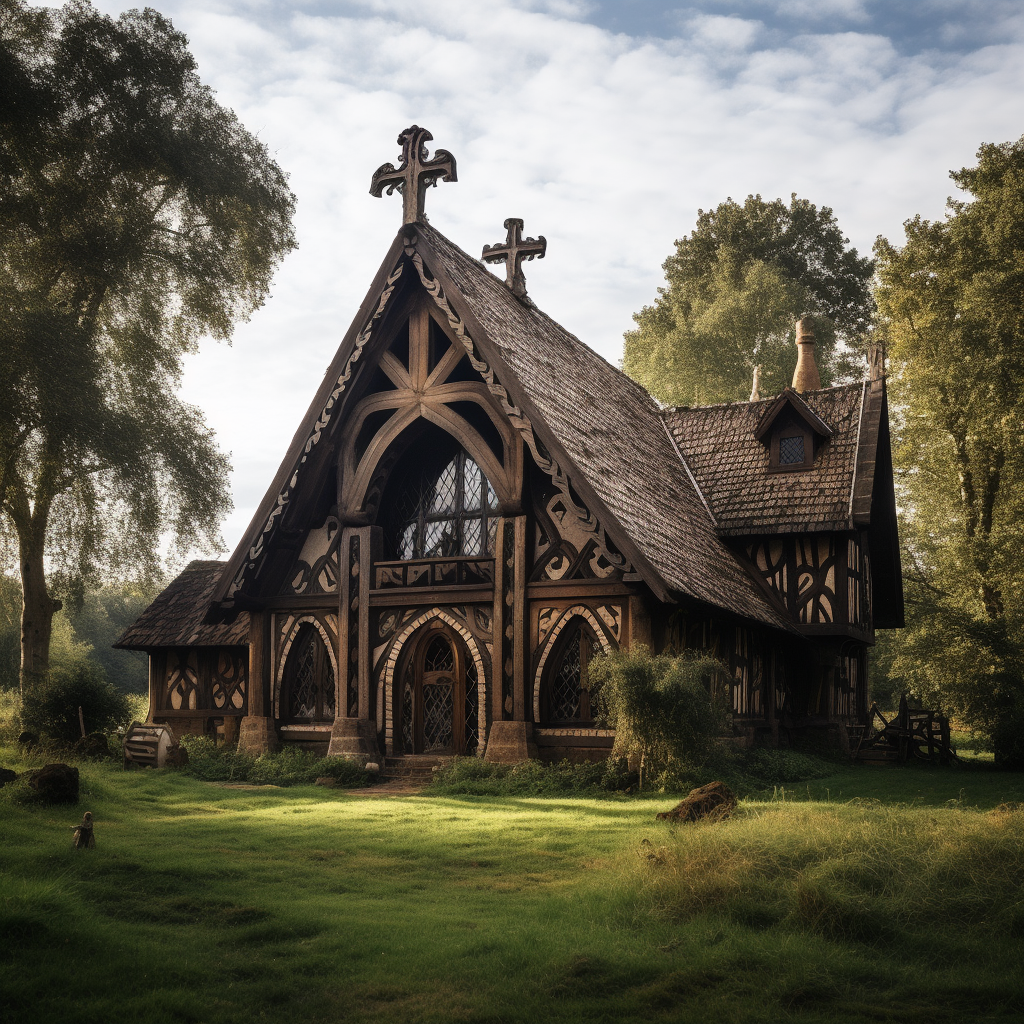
[743,532,874,630]
[149,646,248,740]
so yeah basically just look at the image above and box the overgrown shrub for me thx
[429,756,639,796]
[589,645,728,786]
[20,663,129,743]
[178,736,372,788]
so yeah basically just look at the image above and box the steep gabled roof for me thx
[207,222,793,632]
[402,225,791,630]
[665,383,871,537]
[116,561,248,650]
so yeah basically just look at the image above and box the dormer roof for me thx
[753,387,835,443]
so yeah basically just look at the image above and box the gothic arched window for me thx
[389,448,499,559]
[282,623,336,723]
[542,621,601,724]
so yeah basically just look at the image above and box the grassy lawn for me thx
[2,755,1023,1024]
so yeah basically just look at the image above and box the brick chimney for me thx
[792,315,821,392]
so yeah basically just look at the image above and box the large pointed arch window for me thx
[389,448,500,559]
[542,620,602,725]
[282,624,336,723]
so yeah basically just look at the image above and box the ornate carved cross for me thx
[481,218,546,299]
[370,126,457,225]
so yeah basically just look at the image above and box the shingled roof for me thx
[665,383,869,537]
[416,224,792,631]
[115,561,249,650]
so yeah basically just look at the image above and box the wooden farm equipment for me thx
[123,722,181,769]
[854,695,958,764]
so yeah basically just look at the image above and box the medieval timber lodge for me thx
[117,127,903,763]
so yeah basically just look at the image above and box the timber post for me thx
[328,526,382,760]
[238,609,279,754]
[484,513,536,761]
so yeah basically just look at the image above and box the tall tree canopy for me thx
[623,194,874,405]
[874,136,1024,763]
[0,0,297,690]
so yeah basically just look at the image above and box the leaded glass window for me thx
[390,449,499,559]
[283,624,335,722]
[543,622,600,724]
[779,434,805,465]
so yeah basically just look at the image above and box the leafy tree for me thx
[624,194,874,405]
[0,1,297,691]
[67,581,157,693]
[874,136,1024,764]
[588,645,727,787]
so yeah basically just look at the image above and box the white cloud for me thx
[75,0,1024,551]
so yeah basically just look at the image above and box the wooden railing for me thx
[373,557,495,590]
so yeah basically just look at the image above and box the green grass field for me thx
[2,755,1023,1024]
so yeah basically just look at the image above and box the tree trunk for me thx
[18,521,60,694]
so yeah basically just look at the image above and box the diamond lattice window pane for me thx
[422,683,453,751]
[463,459,482,510]
[550,630,582,720]
[779,435,805,465]
[486,481,499,510]
[290,633,318,719]
[463,517,483,556]
[402,680,414,753]
[465,661,479,751]
[423,520,456,557]
[487,517,498,553]
[399,523,417,560]
[429,459,458,513]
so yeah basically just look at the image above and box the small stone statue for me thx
[72,811,95,849]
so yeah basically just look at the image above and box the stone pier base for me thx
[237,716,279,755]
[327,717,379,762]
[484,721,539,763]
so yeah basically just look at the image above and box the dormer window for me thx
[755,388,833,473]
[778,433,805,465]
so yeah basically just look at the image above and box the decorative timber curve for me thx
[370,126,458,226]
[340,292,520,515]
[405,244,631,576]
[226,264,406,599]
[481,218,546,299]
[532,605,615,724]
[374,558,495,590]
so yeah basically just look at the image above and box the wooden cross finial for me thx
[370,126,457,225]
[481,219,547,299]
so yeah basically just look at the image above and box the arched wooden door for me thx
[398,626,476,755]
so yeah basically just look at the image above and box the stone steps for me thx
[382,755,453,783]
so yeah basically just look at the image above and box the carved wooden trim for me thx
[227,264,405,599]
[407,247,630,576]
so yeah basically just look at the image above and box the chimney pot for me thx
[792,315,822,392]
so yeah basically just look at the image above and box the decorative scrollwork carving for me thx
[407,250,630,576]
[228,264,405,599]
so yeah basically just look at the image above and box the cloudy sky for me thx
[83,0,1024,555]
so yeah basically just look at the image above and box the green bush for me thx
[178,736,372,788]
[429,756,639,797]
[589,645,728,786]
[20,663,129,743]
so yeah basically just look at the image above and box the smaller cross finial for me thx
[370,126,457,225]
[481,218,546,299]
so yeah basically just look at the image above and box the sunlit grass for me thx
[2,751,1023,1023]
